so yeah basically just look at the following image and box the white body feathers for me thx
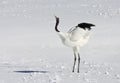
[57,27,90,48]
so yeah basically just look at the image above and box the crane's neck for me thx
[55,16,60,32]
[58,32,67,41]
[55,16,67,42]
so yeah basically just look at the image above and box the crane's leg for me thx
[77,53,80,73]
[72,53,76,72]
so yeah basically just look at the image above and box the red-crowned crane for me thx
[55,16,95,73]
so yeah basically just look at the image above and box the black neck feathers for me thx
[55,16,60,32]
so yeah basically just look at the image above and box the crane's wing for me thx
[68,27,90,41]
[67,26,77,33]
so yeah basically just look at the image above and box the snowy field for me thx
[0,0,120,83]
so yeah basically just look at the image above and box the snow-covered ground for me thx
[0,0,120,83]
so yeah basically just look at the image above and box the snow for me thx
[0,0,120,83]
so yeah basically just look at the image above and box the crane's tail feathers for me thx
[77,23,95,30]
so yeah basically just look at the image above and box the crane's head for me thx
[76,23,95,30]
[55,16,59,22]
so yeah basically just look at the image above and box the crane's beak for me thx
[54,16,59,19]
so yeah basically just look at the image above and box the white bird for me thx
[54,16,95,73]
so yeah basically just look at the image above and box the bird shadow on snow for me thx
[14,70,49,74]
